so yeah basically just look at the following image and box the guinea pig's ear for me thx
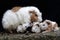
[29,10,36,15]
[29,10,35,13]
[29,11,33,15]
[36,24,40,27]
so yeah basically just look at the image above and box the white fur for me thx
[54,26,59,31]
[39,20,59,32]
[2,6,42,32]
[16,6,42,23]
[17,23,31,33]
[2,10,19,30]
[17,25,26,33]
[32,22,41,33]
[39,22,48,30]
[45,20,59,31]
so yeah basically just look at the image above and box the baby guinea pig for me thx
[31,22,41,33]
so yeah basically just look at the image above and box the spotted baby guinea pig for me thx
[31,22,41,33]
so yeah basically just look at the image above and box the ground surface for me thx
[0,28,60,40]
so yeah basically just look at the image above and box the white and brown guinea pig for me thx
[39,20,59,33]
[2,6,42,33]
[31,22,41,33]
[17,23,31,33]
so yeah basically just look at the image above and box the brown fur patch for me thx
[47,23,52,31]
[11,6,22,12]
[42,24,52,33]
[43,21,58,33]
[29,11,38,22]
[44,21,53,32]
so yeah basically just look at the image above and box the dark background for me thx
[0,0,60,32]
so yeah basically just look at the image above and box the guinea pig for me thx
[2,6,42,33]
[31,22,41,33]
[39,20,59,33]
[17,23,31,33]
[16,25,26,33]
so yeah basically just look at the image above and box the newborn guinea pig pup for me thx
[17,25,27,33]
[39,21,48,30]
[39,20,59,33]
[17,23,31,33]
[31,22,41,33]
[17,25,24,33]
[44,20,59,32]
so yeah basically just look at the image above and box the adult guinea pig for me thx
[2,6,42,33]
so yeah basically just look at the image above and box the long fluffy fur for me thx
[2,6,42,32]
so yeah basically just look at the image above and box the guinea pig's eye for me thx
[35,14,38,17]
[43,24,45,26]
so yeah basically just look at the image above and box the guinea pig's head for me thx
[39,22,48,30]
[32,22,41,33]
[29,11,38,23]
[29,10,42,23]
